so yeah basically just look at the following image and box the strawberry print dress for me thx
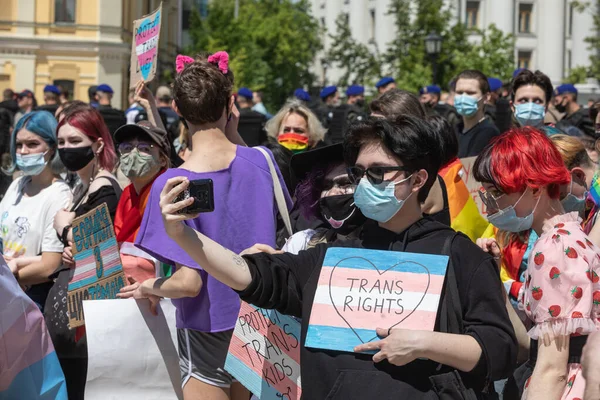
[520,212,600,400]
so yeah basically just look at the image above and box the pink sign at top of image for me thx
[130,3,162,87]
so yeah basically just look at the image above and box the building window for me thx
[466,1,480,29]
[518,3,533,34]
[344,13,349,25]
[55,0,76,23]
[518,51,532,69]
[320,17,325,27]
[567,49,572,71]
[370,9,376,41]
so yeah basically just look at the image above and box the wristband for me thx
[61,224,72,246]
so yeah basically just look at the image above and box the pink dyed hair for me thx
[56,103,117,171]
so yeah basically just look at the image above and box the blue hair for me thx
[6,111,60,174]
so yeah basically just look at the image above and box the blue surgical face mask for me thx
[561,176,587,216]
[454,94,481,117]
[15,151,48,176]
[487,189,540,233]
[354,174,413,223]
[515,102,546,127]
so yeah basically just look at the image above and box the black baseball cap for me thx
[114,121,171,155]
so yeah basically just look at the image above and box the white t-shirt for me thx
[0,177,72,257]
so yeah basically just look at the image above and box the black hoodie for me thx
[239,218,516,399]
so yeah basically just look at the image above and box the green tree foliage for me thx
[187,0,322,110]
[451,25,516,81]
[565,66,590,84]
[327,0,515,92]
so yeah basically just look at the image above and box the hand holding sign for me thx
[354,327,426,365]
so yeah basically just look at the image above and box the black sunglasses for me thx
[347,166,411,185]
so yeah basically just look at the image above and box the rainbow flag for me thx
[439,158,489,242]
[590,172,600,206]
[0,260,67,399]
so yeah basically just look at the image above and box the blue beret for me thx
[237,87,253,99]
[346,85,364,97]
[555,84,578,96]
[513,68,527,78]
[320,86,338,99]
[375,77,395,89]
[419,85,441,95]
[294,88,311,102]
[96,84,113,94]
[43,85,60,95]
[487,78,503,92]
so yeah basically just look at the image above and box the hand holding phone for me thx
[174,179,215,214]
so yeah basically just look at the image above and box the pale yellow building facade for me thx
[0,0,180,109]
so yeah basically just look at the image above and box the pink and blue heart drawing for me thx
[305,247,449,353]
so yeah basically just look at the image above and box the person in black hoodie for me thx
[153,116,517,399]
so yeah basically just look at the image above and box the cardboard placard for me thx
[459,156,487,216]
[225,302,302,400]
[67,203,127,328]
[130,3,162,87]
[305,248,448,353]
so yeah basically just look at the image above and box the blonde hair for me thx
[550,134,592,170]
[265,99,326,146]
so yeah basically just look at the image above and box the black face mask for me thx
[59,146,95,172]
[555,100,568,114]
[355,99,365,108]
[319,194,367,234]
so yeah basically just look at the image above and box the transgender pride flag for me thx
[0,259,67,399]
[305,248,449,353]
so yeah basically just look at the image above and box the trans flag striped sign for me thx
[0,258,67,399]
[225,302,302,400]
[129,3,162,86]
[67,203,127,329]
[305,248,449,353]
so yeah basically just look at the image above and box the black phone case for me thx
[175,179,214,214]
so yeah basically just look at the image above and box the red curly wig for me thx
[473,127,570,199]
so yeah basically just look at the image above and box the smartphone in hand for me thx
[174,179,215,214]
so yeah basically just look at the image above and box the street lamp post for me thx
[425,32,443,85]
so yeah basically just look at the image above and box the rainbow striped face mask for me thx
[278,133,309,154]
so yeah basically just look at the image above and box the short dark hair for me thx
[2,89,14,101]
[344,117,442,202]
[57,85,69,99]
[88,85,97,102]
[511,70,553,104]
[173,54,235,125]
[369,89,426,120]
[428,115,458,167]
[456,69,490,94]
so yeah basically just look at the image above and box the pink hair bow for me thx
[207,51,229,74]
[175,54,195,74]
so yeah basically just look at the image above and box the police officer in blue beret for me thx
[236,87,267,147]
[313,86,339,130]
[326,85,368,144]
[95,83,127,137]
[554,83,594,137]
[37,85,61,115]
[419,85,461,129]
[375,77,396,94]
